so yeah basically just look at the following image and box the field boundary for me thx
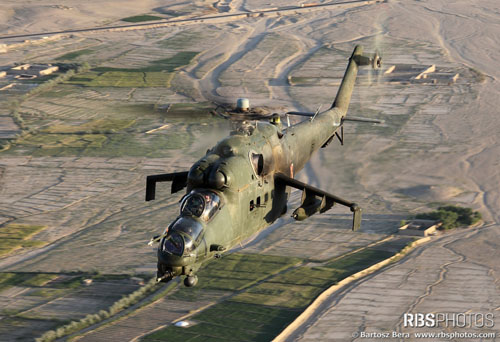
[0,0,383,41]
[67,280,179,342]
[272,236,431,342]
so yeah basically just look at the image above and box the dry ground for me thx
[0,0,499,341]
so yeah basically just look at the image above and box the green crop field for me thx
[11,132,188,157]
[0,272,59,292]
[324,248,395,274]
[121,15,164,23]
[22,274,59,287]
[157,32,202,50]
[0,273,31,291]
[142,301,299,342]
[232,282,323,308]
[9,115,197,157]
[56,49,94,61]
[26,288,67,298]
[43,119,136,134]
[142,244,403,342]
[64,52,198,88]
[93,51,199,73]
[0,224,46,257]
[65,71,174,88]
[192,253,301,292]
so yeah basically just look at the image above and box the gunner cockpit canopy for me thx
[162,217,203,256]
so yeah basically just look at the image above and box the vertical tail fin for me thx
[331,45,381,115]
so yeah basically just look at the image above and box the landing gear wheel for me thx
[184,275,198,287]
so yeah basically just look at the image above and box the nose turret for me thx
[156,217,203,282]
[158,217,203,261]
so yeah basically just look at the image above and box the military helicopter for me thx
[146,45,382,287]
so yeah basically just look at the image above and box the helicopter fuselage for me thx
[149,45,380,286]
[157,107,344,282]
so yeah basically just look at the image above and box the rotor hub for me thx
[236,98,250,112]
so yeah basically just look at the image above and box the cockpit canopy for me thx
[160,190,221,257]
[161,217,203,256]
[181,190,221,221]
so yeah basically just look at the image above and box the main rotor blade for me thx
[287,112,382,124]
[342,116,383,124]
[286,111,315,117]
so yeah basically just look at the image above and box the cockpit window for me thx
[181,190,221,221]
[161,217,203,256]
[181,194,204,217]
[162,232,184,256]
[171,217,203,243]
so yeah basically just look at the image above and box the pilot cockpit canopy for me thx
[181,190,221,222]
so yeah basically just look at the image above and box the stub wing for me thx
[145,171,188,201]
[275,173,362,231]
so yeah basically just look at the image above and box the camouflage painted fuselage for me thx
[153,45,374,282]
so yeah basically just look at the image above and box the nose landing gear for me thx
[184,275,198,287]
[157,261,200,287]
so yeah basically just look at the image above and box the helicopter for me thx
[146,45,382,287]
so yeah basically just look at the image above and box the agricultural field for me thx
[121,15,165,23]
[0,271,147,341]
[0,0,498,341]
[0,224,47,257]
[138,237,411,342]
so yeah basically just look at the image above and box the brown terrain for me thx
[0,0,498,341]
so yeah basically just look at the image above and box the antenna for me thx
[286,114,290,127]
[310,105,322,122]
